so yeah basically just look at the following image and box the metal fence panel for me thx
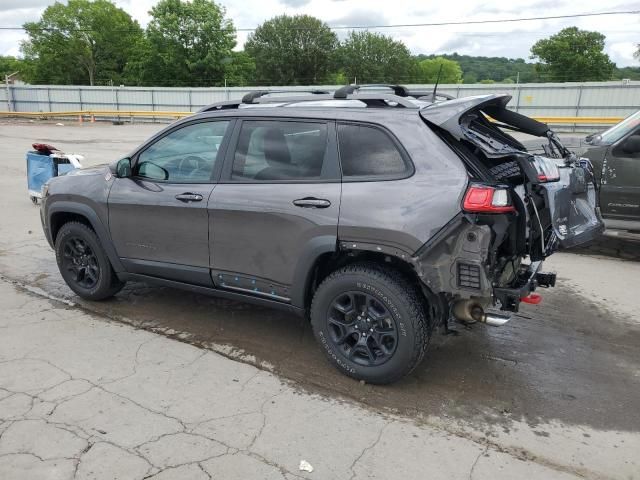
[3,81,639,126]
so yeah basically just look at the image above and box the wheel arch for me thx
[290,235,338,309]
[47,201,124,273]
[294,240,431,313]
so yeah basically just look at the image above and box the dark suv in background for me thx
[581,109,640,232]
[40,85,603,384]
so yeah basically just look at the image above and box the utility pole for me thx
[5,71,19,112]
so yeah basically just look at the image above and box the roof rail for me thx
[197,86,438,113]
[198,90,330,112]
[197,100,242,113]
[251,92,419,108]
[334,84,456,101]
[241,89,330,104]
[334,84,412,98]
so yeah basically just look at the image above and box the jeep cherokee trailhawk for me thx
[40,86,604,384]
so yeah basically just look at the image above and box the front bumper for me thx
[493,261,555,312]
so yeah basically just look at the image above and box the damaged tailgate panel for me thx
[420,93,604,251]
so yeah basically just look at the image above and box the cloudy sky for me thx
[1,0,638,66]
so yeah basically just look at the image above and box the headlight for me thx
[41,182,50,198]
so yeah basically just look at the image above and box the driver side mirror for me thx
[584,133,601,145]
[623,135,640,155]
[115,158,132,178]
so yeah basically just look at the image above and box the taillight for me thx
[463,185,515,213]
[530,156,560,182]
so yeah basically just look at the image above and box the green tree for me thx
[462,71,478,84]
[21,0,143,85]
[223,51,256,86]
[613,65,640,80]
[336,31,413,83]
[530,27,615,82]
[415,53,538,83]
[134,0,236,86]
[0,56,33,82]
[245,15,337,85]
[416,57,462,83]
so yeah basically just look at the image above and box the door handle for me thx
[175,192,203,202]
[293,197,331,208]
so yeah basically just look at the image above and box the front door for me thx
[600,126,640,223]
[209,119,341,301]
[108,119,232,285]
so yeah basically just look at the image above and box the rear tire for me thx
[310,263,429,384]
[55,221,124,300]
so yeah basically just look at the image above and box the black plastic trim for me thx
[47,201,124,273]
[120,258,213,287]
[116,273,304,316]
[290,235,338,308]
[413,212,465,257]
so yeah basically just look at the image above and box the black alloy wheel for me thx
[310,262,430,384]
[327,291,398,367]
[61,236,100,289]
[55,222,124,300]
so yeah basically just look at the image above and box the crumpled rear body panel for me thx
[539,166,604,248]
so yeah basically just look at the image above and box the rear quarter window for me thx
[337,123,411,179]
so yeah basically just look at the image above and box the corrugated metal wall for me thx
[2,81,639,119]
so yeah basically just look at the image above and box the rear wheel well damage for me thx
[303,249,437,322]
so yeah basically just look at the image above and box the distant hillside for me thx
[415,53,640,83]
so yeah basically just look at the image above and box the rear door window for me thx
[231,120,330,181]
[337,123,410,179]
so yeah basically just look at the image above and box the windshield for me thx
[600,110,640,144]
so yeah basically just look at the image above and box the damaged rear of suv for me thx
[40,88,603,384]
[417,94,603,319]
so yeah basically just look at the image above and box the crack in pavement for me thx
[0,348,305,479]
[468,445,488,480]
[348,421,390,480]
[0,274,624,480]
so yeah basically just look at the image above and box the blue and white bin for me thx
[26,146,83,204]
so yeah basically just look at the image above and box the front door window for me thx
[136,121,230,183]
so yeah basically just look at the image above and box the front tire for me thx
[55,221,124,300]
[310,263,429,384]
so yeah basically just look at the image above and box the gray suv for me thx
[40,86,603,384]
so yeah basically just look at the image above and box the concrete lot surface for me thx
[1,120,640,479]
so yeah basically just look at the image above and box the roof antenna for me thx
[431,63,444,102]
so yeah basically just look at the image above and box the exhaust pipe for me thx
[452,299,511,327]
[482,312,511,327]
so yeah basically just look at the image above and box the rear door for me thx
[108,119,232,285]
[208,118,341,302]
[336,122,422,252]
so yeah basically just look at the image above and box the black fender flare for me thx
[289,235,337,309]
[47,201,125,273]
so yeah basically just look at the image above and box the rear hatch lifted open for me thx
[420,94,604,257]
